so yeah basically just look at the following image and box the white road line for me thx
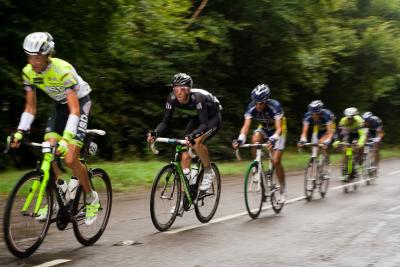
[166,175,384,234]
[34,259,71,267]
[389,170,400,176]
[385,204,400,213]
[166,195,306,234]
[330,178,372,190]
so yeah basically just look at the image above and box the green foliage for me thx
[1,0,400,165]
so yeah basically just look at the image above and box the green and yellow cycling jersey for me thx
[339,115,367,145]
[338,115,364,132]
[22,57,91,103]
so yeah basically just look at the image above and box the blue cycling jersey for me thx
[244,99,284,132]
[302,109,335,131]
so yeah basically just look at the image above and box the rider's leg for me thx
[272,149,285,192]
[251,131,264,158]
[181,151,192,170]
[64,144,91,193]
[192,134,210,169]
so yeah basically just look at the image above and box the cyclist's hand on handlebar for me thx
[297,140,306,148]
[332,140,340,149]
[56,139,69,156]
[185,134,195,146]
[8,131,24,149]
[232,139,242,149]
[372,137,381,143]
[147,131,156,144]
[321,139,331,149]
[267,135,278,150]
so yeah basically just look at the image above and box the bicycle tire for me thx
[3,171,53,258]
[304,159,316,201]
[342,157,350,193]
[243,161,264,219]
[319,157,330,198]
[270,169,284,214]
[150,164,181,231]
[73,168,112,246]
[195,163,221,223]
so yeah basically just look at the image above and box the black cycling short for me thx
[44,95,92,147]
[185,112,221,141]
[344,132,359,144]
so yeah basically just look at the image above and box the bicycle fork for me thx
[21,153,53,215]
[345,147,353,179]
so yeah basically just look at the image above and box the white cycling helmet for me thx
[23,32,55,55]
[344,107,358,118]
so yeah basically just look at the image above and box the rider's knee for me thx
[64,153,78,168]
[252,132,263,143]
[181,152,191,161]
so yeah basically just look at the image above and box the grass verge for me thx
[0,148,398,195]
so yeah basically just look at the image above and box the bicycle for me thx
[149,137,221,231]
[362,140,379,185]
[235,143,284,219]
[301,143,330,201]
[3,129,112,258]
[337,141,361,193]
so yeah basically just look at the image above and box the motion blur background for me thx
[1,0,399,167]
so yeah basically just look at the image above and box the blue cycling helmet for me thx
[251,84,271,102]
[171,73,193,88]
[308,100,324,113]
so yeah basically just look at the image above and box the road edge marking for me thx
[34,259,71,267]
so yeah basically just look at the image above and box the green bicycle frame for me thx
[345,146,353,175]
[21,152,54,214]
[174,145,193,206]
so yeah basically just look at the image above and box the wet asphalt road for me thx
[1,159,400,267]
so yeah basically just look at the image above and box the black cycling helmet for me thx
[308,100,324,113]
[251,84,271,102]
[171,73,193,88]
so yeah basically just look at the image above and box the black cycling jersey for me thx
[155,88,222,138]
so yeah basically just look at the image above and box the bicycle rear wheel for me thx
[195,163,221,223]
[304,159,316,201]
[150,164,181,231]
[73,168,112,246]
[3,171,52,258]
[243,161,264,219]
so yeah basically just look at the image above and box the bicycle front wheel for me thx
[73,168,112,246]
[319,159,330,198]
[150,164,181,231]
[3,171,52,258]
[304,159,316,201]
[243,161,264,219]
[195,163,221,223]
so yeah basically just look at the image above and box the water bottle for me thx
[57,179,68,205]
[190,165,199,185]
[67,176,79,201]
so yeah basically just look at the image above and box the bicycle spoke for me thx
[4,171,52,258]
